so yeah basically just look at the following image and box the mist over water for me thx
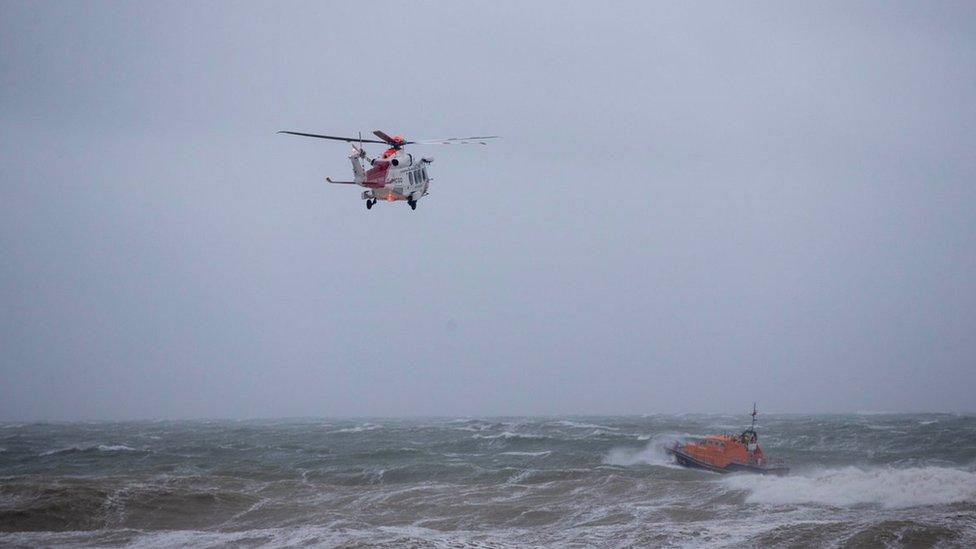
[2,414,974,547]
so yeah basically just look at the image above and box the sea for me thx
[1,414,974,547]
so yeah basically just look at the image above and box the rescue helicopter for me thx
[279,129,499,210]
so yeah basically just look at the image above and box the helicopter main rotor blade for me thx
[372,130,399,145]
[278,131,387,144]
[407,136,501,145]
[280,129,499,147]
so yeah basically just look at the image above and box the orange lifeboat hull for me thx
[667,436,789,476]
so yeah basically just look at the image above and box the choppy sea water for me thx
[1,414,975,547]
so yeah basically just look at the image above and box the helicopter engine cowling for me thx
[390,154,413,167]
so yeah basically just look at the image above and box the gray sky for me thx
[2,1,975,419]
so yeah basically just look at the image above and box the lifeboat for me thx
[666,405,789,476]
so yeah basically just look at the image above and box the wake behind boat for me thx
[667,404,789,475]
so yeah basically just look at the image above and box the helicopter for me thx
[279,129,499,210]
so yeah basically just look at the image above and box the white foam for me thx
[452,422,495,432]
[724,466,976,509]
[603,434,685,468]
[40,444,141,456]
[332,423,382,434]
[473,431,546,440]
[553,420,619,431]
[97,444,139,452]
[120,523,503,549]
[500,451,551,457]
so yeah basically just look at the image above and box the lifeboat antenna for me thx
[751,402,758,429]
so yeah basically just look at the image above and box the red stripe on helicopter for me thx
[364,162,389,188]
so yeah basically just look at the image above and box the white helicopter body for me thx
[279,130,497,210]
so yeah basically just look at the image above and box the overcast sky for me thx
[2,2,974,419]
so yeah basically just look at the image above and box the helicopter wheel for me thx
[408,199,417,210]
[366,199,373,210]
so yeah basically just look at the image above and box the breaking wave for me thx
[552,420,619,431]
[39,445,142,456]
[472,431,547,440]
[331,423,382,434]
[603,434,684,467]
[724,466,976,509]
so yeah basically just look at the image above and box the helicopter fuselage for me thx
[352,150,431,208]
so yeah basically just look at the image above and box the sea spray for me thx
[604,434,689,467]
[723,465,976,509]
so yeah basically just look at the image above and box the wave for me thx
[499,451,551,457]
[603,434,685,468]
[452,423,497,432]
[331,423,382,434]
[507,467,589,484]
[472,431,547,440]
[39,444,142,456]
[724,466,976,509]
[552,421,619,431]
[98,445,139,452]
[0,524,523,549]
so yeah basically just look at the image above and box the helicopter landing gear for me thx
[366,199,375,210]
[407,199,417,210]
